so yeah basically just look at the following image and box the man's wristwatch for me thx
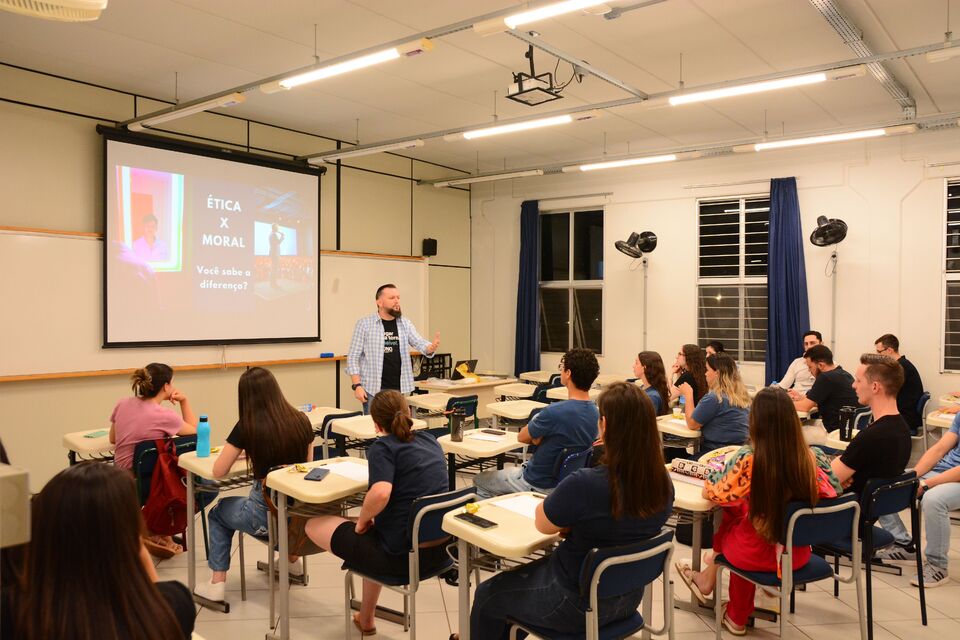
[919,479,929,492]
[351,383,362,391]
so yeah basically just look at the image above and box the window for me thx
[943,180,960,371]
[697,196,769,362]
[540,209,603,354]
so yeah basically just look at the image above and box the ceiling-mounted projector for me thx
[810,215,848,247]
[615,231,658,258]
[0,0,107,21]
[507,45,564,106]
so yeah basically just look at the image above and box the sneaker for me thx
[874,543,915,564]
[272,555,304,576]
[194,579,226,603]
[911,563,949,588]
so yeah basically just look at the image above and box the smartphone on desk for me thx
[455,512,498,529]
[304,467,330,482]
[84,430,109,438]
[480,429,505,436]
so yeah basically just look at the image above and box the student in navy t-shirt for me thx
[679,353,750,453]
[634,351,671,416]
[473,348,600,498]
[460,383,674,640]
[304,391,448,636]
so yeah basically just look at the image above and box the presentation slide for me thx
[104,139,320,345]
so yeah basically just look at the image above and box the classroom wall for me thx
[0,64,471,489]
[471,128,960,399]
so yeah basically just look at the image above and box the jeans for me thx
[880,470,960,570]
[470,556,644,640]
[206,481,269,572]
[473,465,547,499]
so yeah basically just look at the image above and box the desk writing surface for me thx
[939,394,960,407]
[545,387,602,401]
[178,450,249,481]
[441,492,558,559]
[656,415,701,439]
[486,400,547,420]
[329,414,428,440]
[666,465,714,512]
[927,410,956,430]
[797,409,810,420]
[437,430,522,458]
[265,457,368,503]
[824,429,859,451]
[305,406,353,429]
[494,382,535,398]
[519,371,553,384]
[62,429,113,455]
[594,374,631,388]
[416,377,516,392]
[408,393,455,412]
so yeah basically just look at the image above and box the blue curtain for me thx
[765,177,810,385]
[514,200,540,376]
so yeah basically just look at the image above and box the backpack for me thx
[141,439,188,535]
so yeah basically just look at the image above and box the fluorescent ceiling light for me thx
[927,42,960,63]
[563,152,702,173]
[734,124,917,152]
[127,93,246,131]
[475,1,609,35]
[260,39,432,93]
[434,169,544,187]
[447,111,598,141]
[309,139,425,164]
[671,71,826,106]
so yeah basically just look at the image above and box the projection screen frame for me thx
[98,126,325,348]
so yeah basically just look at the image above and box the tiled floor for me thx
[167,482,960,640]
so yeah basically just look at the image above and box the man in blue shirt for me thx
[473,348,600,498]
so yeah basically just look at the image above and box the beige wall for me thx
[0,65,471,489]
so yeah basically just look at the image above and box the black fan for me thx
[615,231,658,258]
[810,215,848,247]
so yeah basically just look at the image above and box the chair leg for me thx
[790,587,796,614]
[714,565,724,640]
[200,506,210,558]
[834,555,840,597]
[403,593,410,631]
[865,547,873,640]
[916,537,928,625]
[239,532,246,602]
[409,591,417,640]
[302,554,309,587]
[268,516,276,629]
[641,589,653,640]
[344,571,354,640]
[855,565,867,640]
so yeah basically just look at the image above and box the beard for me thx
[386,305,402,319]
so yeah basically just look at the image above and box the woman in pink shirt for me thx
[109,363,198,556]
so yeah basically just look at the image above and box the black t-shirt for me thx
[226,414,312,479]
[897,356,924,430]
[675,371,702,405]
[380,317,401,391]
[839,414,912,496]
[805,366,860,429]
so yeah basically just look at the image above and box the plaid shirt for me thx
[345,313,434,395]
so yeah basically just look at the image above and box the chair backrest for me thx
[861,471,918,521]
[782,494,860,547]
[579,528,675,601]
[917,391,932,418]
[853,407,873,430]
[549,373,562,386]
[132,435,198,506]
[445,395,478,426]
[554,447,594,482]
[407,486,477,548]
[320,410,362,439]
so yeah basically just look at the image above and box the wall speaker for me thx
[422,238,438,257]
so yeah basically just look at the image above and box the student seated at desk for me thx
[473,348,600,498]
[193,367,314,604]
[634,351,670,416]
[793,345,861,432]
[676,388,842,636]
[830,354,911,497]
[304,390,449,636]
[14,462,194,640]
[109,363,199,557]
[678,354,750,454]
[456,382,673,640]
[671,343,708,405]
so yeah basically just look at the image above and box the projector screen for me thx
[103,137,321,346]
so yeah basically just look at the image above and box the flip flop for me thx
[721,606,747,636]
[674,561,708,605]
[143,538,177,559]
[353,613,376,636]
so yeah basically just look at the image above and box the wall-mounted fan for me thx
[615,231,658,258]
[809,215,848,351]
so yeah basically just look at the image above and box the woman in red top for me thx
[676,387,842,634]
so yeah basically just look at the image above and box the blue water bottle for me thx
[197,415,211,458]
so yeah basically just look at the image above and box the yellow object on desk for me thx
[464,502,479,514]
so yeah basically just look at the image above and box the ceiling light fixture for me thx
[308,139,426,165]
[260,39,432,93]
[474,0,609,35]
[733,124,917,152]
[562,151,701,173]
[127,93,246,131]
[666,65,866,106]
[446,111,599,141]
[433,169,545,187]
[926,41,960,63]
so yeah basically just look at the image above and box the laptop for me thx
[451,359,478,380]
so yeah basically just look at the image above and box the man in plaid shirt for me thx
[346,283,440,412]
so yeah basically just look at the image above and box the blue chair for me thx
[426,395,478,442]
[554,447,594,483]
[342,487,476,639]
[817,473,926,640]
[532,378,563,403]
[853,407,873,431]
[507,528,676,640]
[915,391,932,450]
[317,410,362,459]
[713,494,866,640]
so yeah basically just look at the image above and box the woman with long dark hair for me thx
[16,462,194,640]
[676,388,842,635]
[193,367,313,604]
[305,390,448,636]
[459,382,674,640]
[671,344,708,405]
[634,350,670,415]
[679,353,750,453]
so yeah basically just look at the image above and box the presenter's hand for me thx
[427,331,440,354]
[354,386,368,403]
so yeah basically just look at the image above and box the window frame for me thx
[696,194,769,363]
[942,178,960,372]
[539,207,605,355]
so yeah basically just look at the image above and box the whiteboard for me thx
[0,231,426,377]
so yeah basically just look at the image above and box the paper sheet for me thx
[322,461,369,483]
[467,432,506,442]
[669,471,705,487]
[494,494,542,519]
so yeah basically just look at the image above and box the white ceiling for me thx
[1,0,957,174]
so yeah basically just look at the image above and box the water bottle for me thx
[838,406,857,442]
[197,415,211,457]
[450,407,465,442]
